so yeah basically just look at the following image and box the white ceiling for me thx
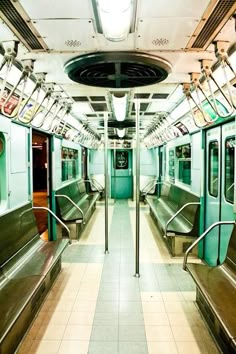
[0,0,235,139]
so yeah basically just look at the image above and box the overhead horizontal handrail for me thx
[0,41,18,102]
[55,194,85,224]
[183,220,236,271]
[164,202,201,238]
[1,59,34,118]
[32,205,71,243]
[18,72,46,123]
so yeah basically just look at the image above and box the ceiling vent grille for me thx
[64,52,172,89]
[72,96,89,102]
[191,0,236,49]
[152,93,169,99]
[0,0,45,51]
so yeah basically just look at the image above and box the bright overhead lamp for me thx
[96,0,133,41]
[117,128,125,138]
[112,93,127,121]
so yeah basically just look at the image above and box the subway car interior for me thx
[0,1,236,353]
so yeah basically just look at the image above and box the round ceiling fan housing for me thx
[64,52,172,88]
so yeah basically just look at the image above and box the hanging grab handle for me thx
[18,72,46,123]
[33,94,62,129]
[29,83,54,123]
[190,72,219,123]
[182,83,208,128]
[201,59,234,118]
[60,103,73,135]
[1,59,34,118]
[41,96,65,131]
[52,102,71,135]
[214,41,236,110]
[0,41,18,102]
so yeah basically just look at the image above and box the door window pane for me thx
[61,147,78,182]
[0,134,6,207]
[225,137,235,204]
[115,151,128,170]
[175,143,191,185]
[208,141,219,197]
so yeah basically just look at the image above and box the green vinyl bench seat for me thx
[146,182,200,256]
[184,222,236,353]
[56,179,100,237]
[0,202,69,354]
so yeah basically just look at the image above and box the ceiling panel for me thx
[136,17,200,50]
[137,0,210,18]
[148,100,176,112]
[72,96,89,102]
[0,22,16,41]
[33,19,97,51]
[19,0,93,18]
[72,102,93,115]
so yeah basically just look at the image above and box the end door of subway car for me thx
[111,149,133,199]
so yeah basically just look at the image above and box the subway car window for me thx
[61,147,78,182]
[225,137,235,204]
[168,149,175,183]
[175,144,191,185]
[208,141,219,197]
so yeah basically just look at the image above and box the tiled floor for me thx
[17,200,220,354]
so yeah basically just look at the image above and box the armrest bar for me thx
[183,220,235,271]
[89,178,104,192]
[141,180,162,196]
[55,194,84,223]
[164,202,200,238]
[32,206,71,243]
[83,179,104,192]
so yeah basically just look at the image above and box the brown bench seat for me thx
[56,179,100,238]
[0,203,69,354]
[146,182,200,256]
[185,222,236,353]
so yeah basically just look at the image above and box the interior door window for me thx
[224,137,235,204]
[208,141,219,197]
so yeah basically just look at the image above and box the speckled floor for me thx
[17,200,219,354]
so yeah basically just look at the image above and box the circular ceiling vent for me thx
[64,52,172,88]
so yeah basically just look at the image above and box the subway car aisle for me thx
[17,201,219,354]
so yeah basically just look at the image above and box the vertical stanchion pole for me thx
[113,145,116,203]
[135,100,140,277]
[104,112,109,253]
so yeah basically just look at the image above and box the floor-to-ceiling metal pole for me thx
[135,101,140,277]
[104,112,109,253]
[113,145,116,203]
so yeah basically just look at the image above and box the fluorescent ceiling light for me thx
[170,98,189,120]
[117,128,125,138]
[112,93,127,121]
[97,0,132,41]
[72,102,93,114]
[148,100,175,112]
